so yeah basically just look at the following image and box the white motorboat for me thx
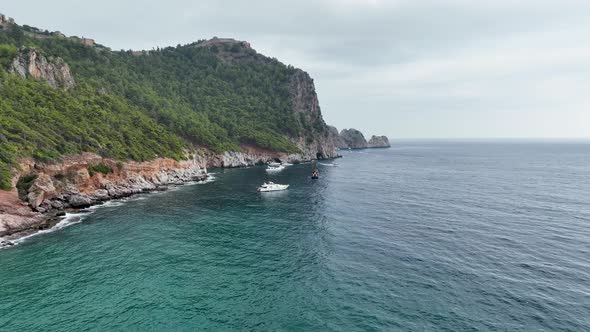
[282,162,293,166]
[268,161,281,167]
[257,182,289,192]
[266,165,285,172]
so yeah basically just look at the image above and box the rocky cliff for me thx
[289,69,339,159]
[328,126,347,149]
[0,153,208,242]
[9,48,75,90]
[197,39,339,160]
[367,135,391,148]
[339,128,368,149]
[15,153,208,212]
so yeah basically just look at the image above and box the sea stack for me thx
[367,135,390,148]
[339,128,368,149]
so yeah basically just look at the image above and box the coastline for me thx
[0,148,338,248]
[0,176,215,248]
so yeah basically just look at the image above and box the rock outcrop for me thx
[339,128,368,149]
[9,48,75,89]
[1,152,208,219]
[195,37,256,63]
[204,148,295,168]
[367,135,391,148]
[0,189,43,241]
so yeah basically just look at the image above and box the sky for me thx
[3,0,590,138]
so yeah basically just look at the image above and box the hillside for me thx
[0,20,338,190]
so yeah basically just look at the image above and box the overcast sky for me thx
[4,0,590,138]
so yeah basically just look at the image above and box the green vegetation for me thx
[0,23,326,190]
[88,163,113,177]
[16,173,37,199]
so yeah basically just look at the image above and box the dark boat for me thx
[311,160,319,179]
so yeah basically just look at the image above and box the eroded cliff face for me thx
[0,152,208,240]
[9,48,75,89]
[289,69,339,159]
[368,135,391,148]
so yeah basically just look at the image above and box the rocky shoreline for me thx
[0,181,201,248]
[0,148,336,248]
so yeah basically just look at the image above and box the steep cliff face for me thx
[367,135,391,148]
[9,48,75,89]
[339,128,368,149]
[328,126,347,149]
[289,69,338,159]
[196,38,339,159]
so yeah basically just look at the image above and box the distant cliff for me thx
[339,129,368,149]
[367,135,390,148]
[336,129,390,149]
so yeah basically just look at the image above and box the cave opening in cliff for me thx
[316,152,325,160]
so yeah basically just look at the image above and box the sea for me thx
[1,141,589,331]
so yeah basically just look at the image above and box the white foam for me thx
[0,173,217,249]
[87,200,125,210]
[195,173,216,184]
[2,212,87,248]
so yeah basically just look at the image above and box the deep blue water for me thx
[1,141,590,331]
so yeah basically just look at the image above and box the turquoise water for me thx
[1,142,590,330]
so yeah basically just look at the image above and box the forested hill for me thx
[0,19,338,189]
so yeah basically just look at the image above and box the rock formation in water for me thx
[367,135,391,148]
[339,128,368,149]
[9,48,75,90]
[335,129,391,149]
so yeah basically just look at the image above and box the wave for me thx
[319,163,339,167]
[183,173,217,186]
[197,173,217,184]
[87,200,125,210]
[1,212,87,248]
[1,172,218,249]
